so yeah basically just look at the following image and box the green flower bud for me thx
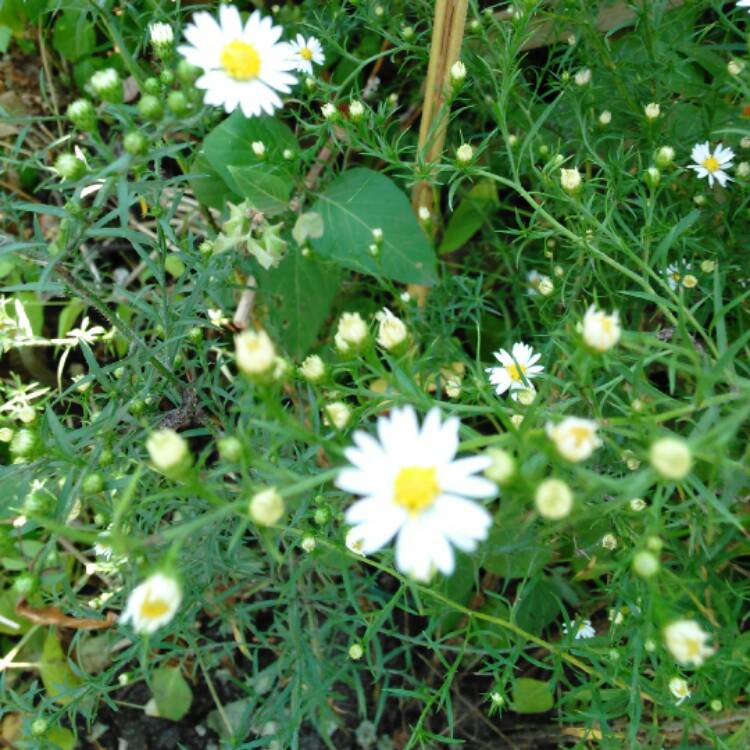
[138,94,164,122]
[176,58,201,83]
[54,153,86,181]
[90,67,123,104]
[159,69,175,86]
[66,98,96,131]
[167,90,189,115]
[123,131,148,156]
[644,166,661,188]
[128,399,146,416]
[143,77,161,95]
[13,573,37,596]
[218,436,242,462]
[82,473,104,494]
[654,146,675,169]
[98,449,113,467]
[187,326,203,344]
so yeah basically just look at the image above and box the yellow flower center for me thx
[601,316,613,333]
[671,271,681,283]
[220,39,261,80]
[393,466,439,515]
[300,47,313,61]
[702,155,720,173]
[506,363,527,382]
[570,426,592,446]
[685,638,701,658]
[140,595,170,620]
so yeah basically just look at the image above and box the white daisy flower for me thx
[665,263,692,290]
[545,416,602,462]
[688,142,734,188]
[120,572,182,634]
[486,342,544,399]
[664,619,715,667]
[582,305,621,352]
[738,0,750,11]
[336,406,496,581]
[289,34,324,75]
[669,677,691,705]
[177,5,297,118]
[563,618,596,639]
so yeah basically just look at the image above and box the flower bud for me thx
[138,94,164,122]
[560,167,582,194]
[644,166,661,188]
[349,99,365,122]
[176,58,201,83]
[123,131,148,156]
[375,307,408,351]
[334,312,368,354]
[321,102,337,120]
[574,67,591,86]
[535,478,573,520]
[167,90,189,115]
[299,354,326,383]
[251,140,266,158]
[218,436,242,462]
[146,428,191,478]
[456,143,474,166]
[323,401,351,430]
[644,102,660,120]
[66,98,96,132]
[90,68,123,104]
[632,550,659,578]
[650,436,692,480]
[149,22,174,58]
[249,487,285,526]
[654,146,675,168]
[450,60,467,87]
[54,153,86,181]
[235,329,276,379]
[484,448,515,485]
[598,110,611,126]
[348,643,364,660]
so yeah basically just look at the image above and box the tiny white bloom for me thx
[510,414,524,428]
[560,167,582,193]
[669,677,691,705]
[665,262,693,290]
[349,99,365,121]
[249,487,285,526]
[456,143,474,165]
[486,342,544,399]
[582,305,621,352]
[301,535,316,553]
[348,643,364,660]
[324,401,352,430]
[574,68,591,86]
[644,102,660,120]
[177,6,297,118]
[563,618,595,639]
[600,533,618,550]
[251,140,265,157]
[149,22,174,48]
[146,429,191,477]
[450,60,466,85]
[650,436,693,480]
[728,59,744,76]
[375,308,408,351]
[688,142,734,188]
[321,102,337,120]
[336,406,496,580]
[546,417,601,462]
[598,110,612,125]
[335,312,368,353]
[299,354,326,383]
[235,329,276,377]
[630,497,647,512]
[418,206,431,222]
[535,478,573,520]
[120,573,182,634]
[632,550,659,578]
[664,620,715,667]
[289,34,324,75]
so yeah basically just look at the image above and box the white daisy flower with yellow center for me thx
[688,142,734,188]
[289,34,324,75]
[545,416,602,463]
[665,262,692,290]
[120,572,182,635]
[337,406,496,581]
[664,619,715,667]
[486,342,543,400]
[563,618,596,639]
[178,5,297,118]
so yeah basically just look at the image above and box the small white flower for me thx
[563,618,595,639]
[335,312,368,353]
[545,417,601,462]
[146,429,191,477]
[486,342,544,399]
[336,406,496,581]
[665,262,693,290]
[739,1,750,14]
[632,550,659,578]
[664,620,715,667]
[456,143,474,165]
[149,22,174,48]
[644,102,660,120]
[650,436,693,480]
[249,487,285,526]
[598,110,612,125]
[609,608,625,625]
[535,478,573,520]
[560,167,582,193]
[510,414,524,428]
[600,533,618,550]
[582,305,621,352]
[418,206,431,222]
[574,68,591,86]
[301,535,316,553]
[537,276,554,296]
[348,643,364,660]
[450,60,466,85]
[375,308,408,351]
[251,140,265,157]
[688,142,734,188]
[178,7,297,117]
[669,677,691,705]
[299,354,326,383]
[349,99,365,121]
[120,573,182,634]
[630,497,647,512]
[324,401,351,430]
[235,329,276,377]
[728,59,744,76]
[289,34,324,75]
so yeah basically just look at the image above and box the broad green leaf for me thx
[511,678,554,714]
[47,727,76,750]
[514,578,559,635]
[483,522,552,579]
[203,110,296,194]
[311,168,437,285]
[0,25,11,54]
[151,666,193,721]
[0,589,31,635]
[40,629,82,705]
[227,164,292,215]
[259,248,341,357]
[439,180,498,255]
[52,10,95,62]
[188,152,238,211]
[57,299,84,340]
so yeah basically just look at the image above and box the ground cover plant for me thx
[1,0,750,747]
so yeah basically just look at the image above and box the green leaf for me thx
[47,727,76,750]
[511,678,554,714]
[227,164,292,215]
[439,180,498,255]
[259,249,341,357]
[57,299,84,340]
[483,521,552,579]
[151,666,193,721]
[514,578,559,635]
[52,10,95,62]
[203,110,296,194]
[0,25,12,54]
[0,589,31,635]
[40,629,82,705]
[188,151,239,211]
[292,212,324,245]
[311,168,438,285]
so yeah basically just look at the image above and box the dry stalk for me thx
[411,0,469,216]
